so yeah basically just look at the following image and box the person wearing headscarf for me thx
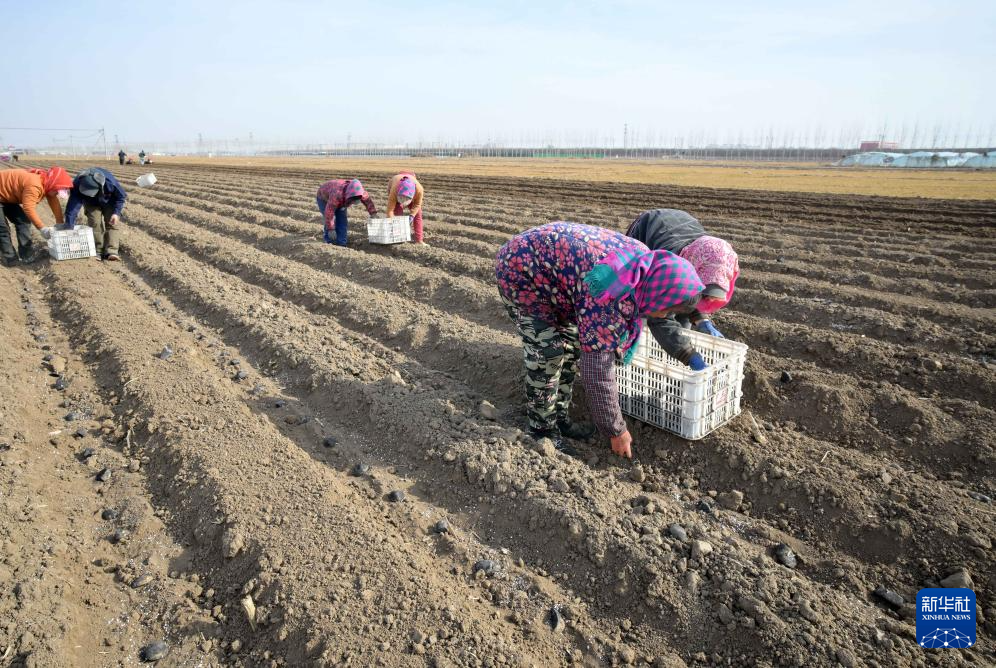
[315,178,378,246]
[626,209,739,370]
[64,167,128,261]
[496,222,704,458]
[0,167,72,265]
[386,172,426,244]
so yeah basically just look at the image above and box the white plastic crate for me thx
[367,216,412,244]
[47,225,97,261]
[616,325,748,440]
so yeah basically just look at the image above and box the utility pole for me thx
[623,123,628,152]
[101,128,107,158]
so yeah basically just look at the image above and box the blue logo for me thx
[916,588,976,648]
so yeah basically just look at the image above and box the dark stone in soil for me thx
[109,528,128,544]
[80,447,96,460]
[968,491,992,503]
[273,400,287,408]
[74,427,87,438]
[101,508,118,521]
[387,490,406,503]
[64,411,82,422]
[773,543,797,569]
[432,519,450,534]
[780,371,793,383]
[322,436,338,448]
[548,606,564,632]
[873,587,905,610]
[96,467,112,482]
[696,498,715,513]
[158,346,173,361]
[350,463,370,477]
[235,370,249,381]
[42,354,53,362]
[140,640,168,662]
[473,559,499,577]
[54,375,69,391]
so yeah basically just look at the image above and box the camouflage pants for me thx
[501,296,580,432]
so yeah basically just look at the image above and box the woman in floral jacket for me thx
[496,222,703,458]
[315,178,378,246]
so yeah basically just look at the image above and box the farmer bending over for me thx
[496,222,703,458]
[0,166,72,266]
[627,209,738,370]
[386,172,426,244]
[316,178,378,246]
[65,167,128,261]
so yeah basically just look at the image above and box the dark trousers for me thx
[317,197,349,246]
[0,203,34,262]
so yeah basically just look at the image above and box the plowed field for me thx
[2,160,994,667]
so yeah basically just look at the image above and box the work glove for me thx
[322,228,334,244]
[688,353,708,371]
[39,226,54,240]
[696,320,724,338]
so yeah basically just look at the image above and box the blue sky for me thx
[4,0,994,147]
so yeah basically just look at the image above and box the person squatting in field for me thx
[0,166,73,266]
[65,167,128,261]
[316,178,378,246]
[626,209,739,370]
[496,222,704,458]
[386,172,426,244]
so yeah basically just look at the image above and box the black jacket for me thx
[626,209,705,255]
[626,209,707,364]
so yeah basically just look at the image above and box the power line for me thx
[0,126,103,132]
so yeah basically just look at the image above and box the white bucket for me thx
[136,173,157,188]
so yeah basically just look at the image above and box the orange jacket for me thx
[0,169,63,228]
[387,173,423,216]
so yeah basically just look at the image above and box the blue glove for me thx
[696,320,724,338]
[688,353,708,371]
[322,228,334,244]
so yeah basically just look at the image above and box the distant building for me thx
[860,140,900,151]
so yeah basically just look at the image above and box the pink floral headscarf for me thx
[397,177,416,199]
[679,236,739,313]
[344,179,366,200]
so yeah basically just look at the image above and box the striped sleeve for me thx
[579,350,627,437]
